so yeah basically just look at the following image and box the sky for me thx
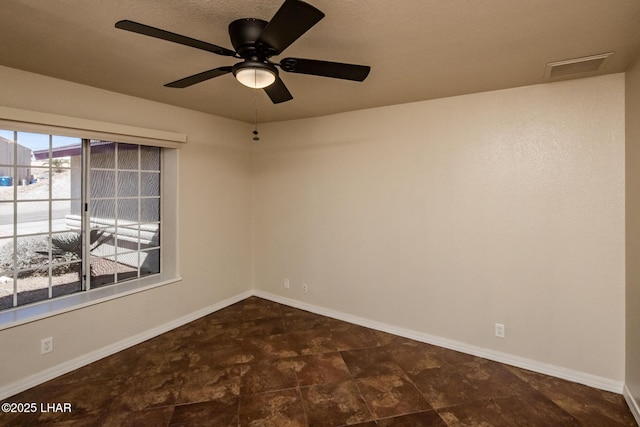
[0,130,80,152]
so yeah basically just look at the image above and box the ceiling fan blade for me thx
[257,0,325,54]
[264,76,293,104]
[280,58,371,81]
[115,20,237,57]
[164,67,232,88]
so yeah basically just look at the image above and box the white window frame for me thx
[0,108,182,329]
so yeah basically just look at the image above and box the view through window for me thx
[0,130,161,311]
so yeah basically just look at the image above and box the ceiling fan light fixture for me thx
[233,61,277,89]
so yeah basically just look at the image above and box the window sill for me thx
[0,274,182,331]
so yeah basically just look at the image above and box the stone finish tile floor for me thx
[1,296,637,426]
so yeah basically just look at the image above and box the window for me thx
[0,130,162,311]
[88,141,161,288]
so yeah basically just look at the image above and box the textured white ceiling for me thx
[1,0,639,123]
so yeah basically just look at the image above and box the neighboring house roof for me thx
[32,140,119,160]
[32,143,81,160]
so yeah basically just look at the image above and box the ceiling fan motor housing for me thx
[229,18,272,58]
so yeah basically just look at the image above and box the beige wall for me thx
[626,59,640,410]
[0,65,629,393]
[0,65,253,387]
[253,74,626,381]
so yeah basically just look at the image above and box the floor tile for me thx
[243,334,299,360]
[455,359,534,400]
[7,377,122,424]
[242,317,286,337]
[177,365,240,404]
[189,338,248,367]
[376,410,448,426]
[506,366,638,426]
[239,389,306,427]
[243,297,283,321]
[330,324,380,351]
[170,397,238,426]
[3,297,636,427]
[101,406,174,427]
[345,423,378,427]
[436,399,513,427]
[491,394,580,426]
[288,328,338,355]
[0,403,39,426]
[356,374,432,418]
[431,346,480,365]
[240,358,298,394]
[408,363,477,409]
[341,346,404,378]
[177,320,242,346]
[385,339,449,374]
[300,380,374,426]
[291,352,352,387]
[207,302,244,324]
[109,369,183,412]
[283,307,333,332]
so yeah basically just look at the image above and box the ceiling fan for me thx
[115,0,371,104]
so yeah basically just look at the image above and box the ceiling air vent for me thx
[544,52,614,80]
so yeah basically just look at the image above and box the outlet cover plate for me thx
[495,323,505,338]
[41,337,53,354]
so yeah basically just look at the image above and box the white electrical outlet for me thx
[302,283,308,293]
[41,337,53,354]
[495,323,505,338]
[284,278,290,289]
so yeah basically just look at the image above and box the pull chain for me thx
[253,91,260,141]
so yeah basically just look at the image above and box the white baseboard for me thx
[0,290,252,401]
[253,290,624,394]
[624,384,640,425]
